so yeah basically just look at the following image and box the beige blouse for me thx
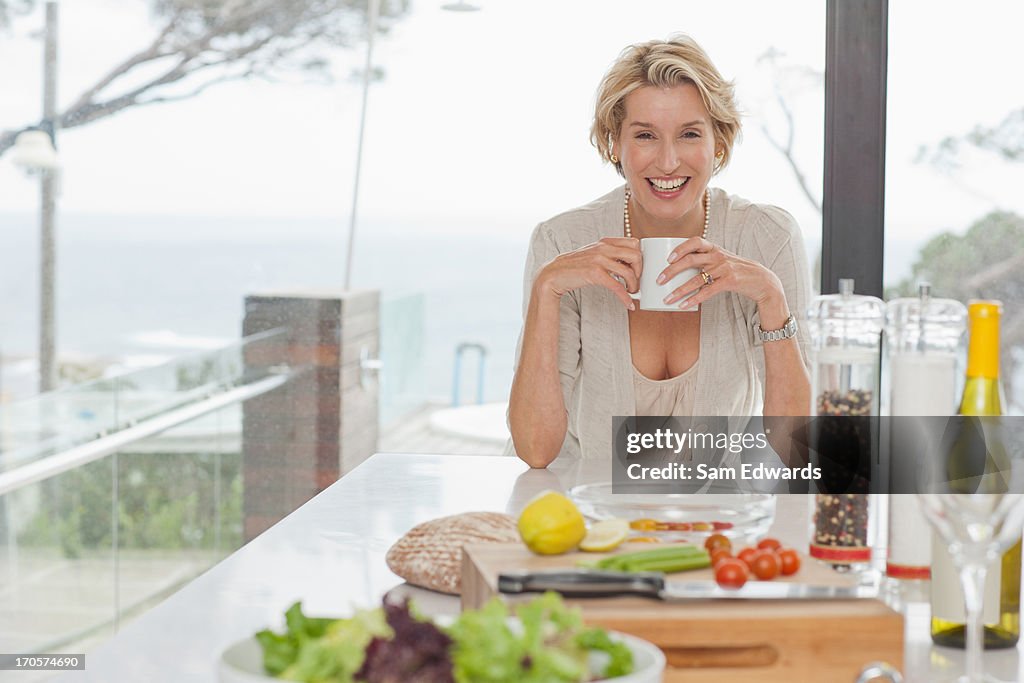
[632,361,700,416]
[505,185,811,462]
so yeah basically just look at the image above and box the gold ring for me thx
[700,269,713,286]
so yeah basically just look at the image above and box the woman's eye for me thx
[635,132,654,140]
[682,131,700,139]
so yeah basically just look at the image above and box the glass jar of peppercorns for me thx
[806,278,885,571]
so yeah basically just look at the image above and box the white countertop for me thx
[55,453,1023,682]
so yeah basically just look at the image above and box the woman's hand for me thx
[536,237,643,310]
[657,237,786,318]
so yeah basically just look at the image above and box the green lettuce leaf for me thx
[447,599,524,682]
[256,594,634,683]
[256,602,390,682]
[575,628,634,679]
[447,592,632,683]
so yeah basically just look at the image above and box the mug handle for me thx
[611,273,642,301]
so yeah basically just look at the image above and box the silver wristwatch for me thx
[755,315,798,342]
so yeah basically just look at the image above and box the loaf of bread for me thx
[386,511,519,595]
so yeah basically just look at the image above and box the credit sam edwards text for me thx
[625,462,822,481]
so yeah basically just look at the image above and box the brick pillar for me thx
[241,290,379,541]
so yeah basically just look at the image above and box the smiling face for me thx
[612,83,718,235]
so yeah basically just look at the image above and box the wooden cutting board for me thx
[462,543,904,683]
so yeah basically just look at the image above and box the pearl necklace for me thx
[623,186,711,240]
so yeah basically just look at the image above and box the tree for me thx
[888,210,1024,399]
[756,56,1024,404]
[753,48,823,215]
[912,105,1024,403]
[0,0,32,28]
[916,107,1024,171]
[0,0,410,158]
[752,48,824,288]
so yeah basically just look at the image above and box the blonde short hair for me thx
[590,35,742,177]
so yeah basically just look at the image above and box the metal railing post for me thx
[452,342,487,406]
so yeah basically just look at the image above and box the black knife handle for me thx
[497,570,665,598]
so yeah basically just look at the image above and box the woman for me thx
[508,35,811,468]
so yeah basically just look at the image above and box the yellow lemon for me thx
[517,490,586,555]
[579,518,630,552]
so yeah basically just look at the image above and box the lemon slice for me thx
[579,518,630,552]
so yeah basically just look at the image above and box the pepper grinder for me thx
[807,278,885,570]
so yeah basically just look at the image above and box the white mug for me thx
[629,237,700,312]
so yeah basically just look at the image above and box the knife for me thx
[497,569,879,600]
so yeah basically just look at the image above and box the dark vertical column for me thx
[822,0,888,297]
[241,290,379,541]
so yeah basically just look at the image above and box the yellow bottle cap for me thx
[966,300,1002,379]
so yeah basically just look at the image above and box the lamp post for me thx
[10,0,59,393]
[39,0,59,393]
[343,0,379,291]
[343,0,480,289]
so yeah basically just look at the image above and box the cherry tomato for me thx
[710,548,732,567]
[756,538,782,553]
[715,558,749,589]
[750,550,782,580]
[712,521,734,531]
[704,533,732,553]
[737,546,759,568]
[778,548,801,576]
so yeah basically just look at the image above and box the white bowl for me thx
[219,629,665,683]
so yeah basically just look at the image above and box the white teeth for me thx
[649,177,686,190]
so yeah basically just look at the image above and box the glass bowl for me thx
[569,483,776,544]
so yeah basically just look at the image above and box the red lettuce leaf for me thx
[355,599,454,683]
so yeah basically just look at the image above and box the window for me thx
[885,0,1024,412]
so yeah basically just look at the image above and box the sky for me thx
[0,0,1022,262]
[1,0,1023,408]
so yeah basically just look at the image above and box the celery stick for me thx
[622,553,711,573]
[596,546,702,568]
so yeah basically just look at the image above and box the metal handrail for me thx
[0,370,291,496]
[0,327,290,471]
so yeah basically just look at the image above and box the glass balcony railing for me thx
[379,292,427,427]
[0,294,442,658]
[0,329,291,482]
[0,330,300,659]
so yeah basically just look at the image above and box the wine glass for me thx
[917,492,1024,682]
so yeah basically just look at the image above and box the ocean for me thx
[0,212,529,410]
[6,211,1001,415]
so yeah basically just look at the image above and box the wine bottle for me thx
[930,300,1021,649]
